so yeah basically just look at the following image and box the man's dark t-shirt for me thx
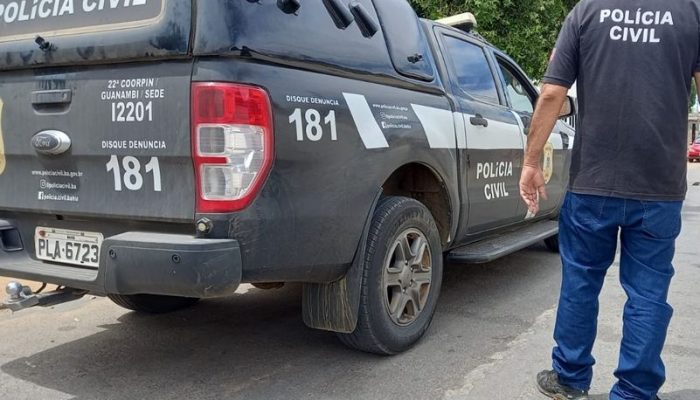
[544,0,700,201]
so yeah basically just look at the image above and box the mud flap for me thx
[302,191,382,333]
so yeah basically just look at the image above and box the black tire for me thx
[337,196,443,355]
[108,294,199,314]
[544,234,560,253]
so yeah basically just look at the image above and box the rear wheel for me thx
[108,294,199,314]
[337,197,443,355]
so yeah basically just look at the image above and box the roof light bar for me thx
[436,13,477,33]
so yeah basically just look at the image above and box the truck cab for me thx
[0,0,574,354]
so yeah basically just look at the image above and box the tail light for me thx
[192,83,274,213]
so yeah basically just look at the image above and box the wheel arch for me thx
[380,162,455,246]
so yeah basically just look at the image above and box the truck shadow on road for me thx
[1,244,572,400]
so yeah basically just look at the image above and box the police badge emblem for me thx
[543,142,554,184]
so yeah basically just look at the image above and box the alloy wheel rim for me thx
[382,228,433,327]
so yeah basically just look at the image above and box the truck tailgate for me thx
[0,61,196,222]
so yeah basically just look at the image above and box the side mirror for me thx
[559,96,577,118]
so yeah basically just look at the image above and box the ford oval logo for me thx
[31,130,71,155]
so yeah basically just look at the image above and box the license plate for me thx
[35,227,103,268]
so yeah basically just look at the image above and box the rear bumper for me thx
[0,220,242,298]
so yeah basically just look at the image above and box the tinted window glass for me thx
[443,37,499,103]
[0,0,164,40]
[373,0,435,81]
[0,0,190,70]
[498,62,534,114]
[193,1,394,78]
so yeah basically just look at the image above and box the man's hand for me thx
[520,165,548,214]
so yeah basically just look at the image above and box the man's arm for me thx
[520,5,580,214]
[519,84,569,214]
[524,84,569,167]
[696,72,700,99]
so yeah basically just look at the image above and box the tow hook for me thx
[4,282,88,312]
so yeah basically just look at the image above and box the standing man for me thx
[520,1,700,399]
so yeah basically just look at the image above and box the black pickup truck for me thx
[0,0,575,354]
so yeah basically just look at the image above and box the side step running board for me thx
[447,220,558,264]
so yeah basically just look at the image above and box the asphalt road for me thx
[1,165,700,400]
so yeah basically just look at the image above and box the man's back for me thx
[545,0,700,200]
[525,2,700,399]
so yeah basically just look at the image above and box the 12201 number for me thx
[111,101,153,123]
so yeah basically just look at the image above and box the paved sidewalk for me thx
[445,165,700,400]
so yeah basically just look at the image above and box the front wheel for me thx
[337,197,443,355]
[108,294,199,314]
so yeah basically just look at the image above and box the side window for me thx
[442,36,499,104]
[498,62,535,114]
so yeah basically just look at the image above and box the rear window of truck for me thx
[0,0,190,71]
[0,0,164,42]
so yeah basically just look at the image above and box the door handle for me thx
[31,89,72,105]
[470,114,488,127]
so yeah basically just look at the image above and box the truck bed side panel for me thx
[193,59,459,283]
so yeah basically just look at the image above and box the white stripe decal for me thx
[411,104,456,149]
[548,132,564,149]
[512,110,566,150]
[343,93,389,149]
[463,113,523,150]
[454,111,467,149]
[510,110,526,138]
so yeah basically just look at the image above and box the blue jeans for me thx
[552,192,683,400]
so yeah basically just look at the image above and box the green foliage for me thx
[408,1,698,113]
[409,0,578,78]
